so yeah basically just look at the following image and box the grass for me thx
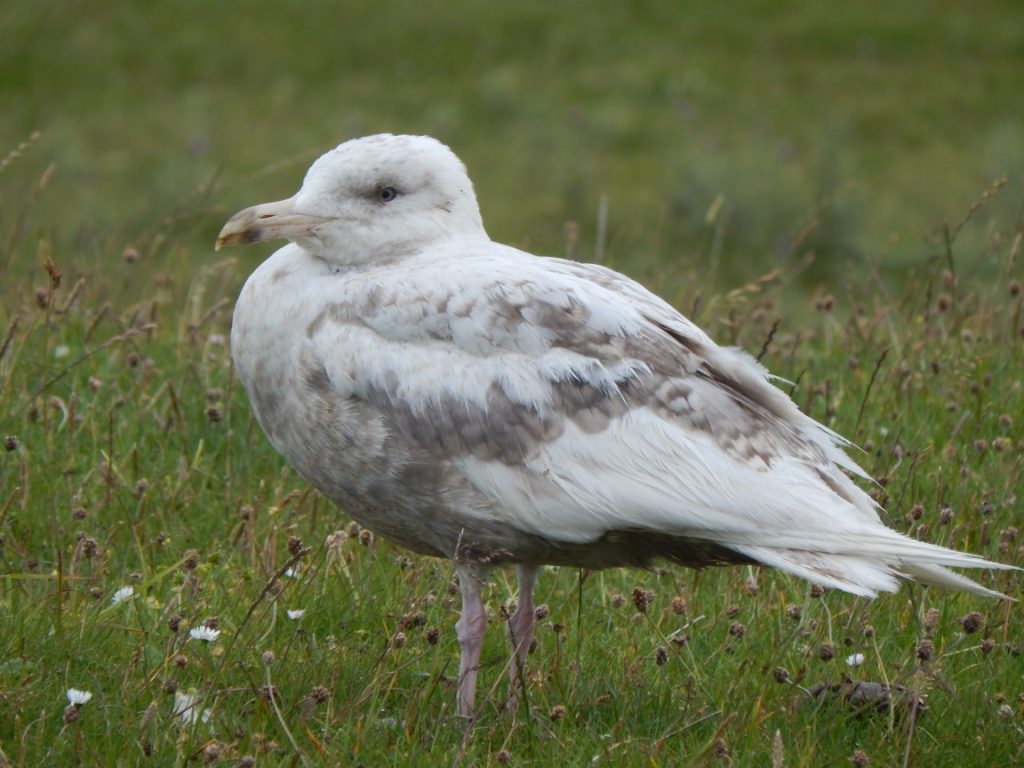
[1,160,1022,766]
[2,1,1024,765]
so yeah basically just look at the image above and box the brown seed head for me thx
[631,586,652,613]
[916,639,935,662]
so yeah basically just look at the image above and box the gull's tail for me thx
[732,537,1016,600]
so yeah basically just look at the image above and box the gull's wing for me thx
[309,243,1008,597]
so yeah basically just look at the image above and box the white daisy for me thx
[188,626,221,642]
[172,691,212,725]
[286,609,305,620]
[110,586,134,605]
[845,653,865,667]
[66,688,93,706]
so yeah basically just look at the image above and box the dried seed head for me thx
[909,504,924,520]
[725,604,739,618]
[728,622,746,638]
[981,638,995,654]
[392,631,407,648]
[610,593,625,608]
[773,667,790,684]
[923,607,940,633]
[203,742,222,764]
[849,749,869,767]
[655,646,669,666]
[239,757,255,768]
[534,603,550,620]
[425,628,440,645]
[671,596,687,614]
[810,584,826,598]
[916,639,935,662]
[359,529,374,547]
[818,643,835,661]
[182,550,200,570]
[712,739,730,758]
[935,294,952,312]
[863,625,875,638]
[205,406,222,423]
[63,704,79,724]
[549,705,566,721]
[496,750,511,764]
[168,614,182,633]
[203,616,220,630]
[3,435,17,452]
[173,654,188,668]
[162,678,177,695]
[631,586,653,614]
[815,294,835,313]
[785,603,802,621]
[310,685,329,704]
[287,535,304,556]
[1009,279,1021,297]
[997,704,1013,719]
[262,650,275,666]
[939,507,954,525]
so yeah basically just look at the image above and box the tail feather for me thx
[732,539,1015,600]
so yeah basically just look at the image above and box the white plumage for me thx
[217,133,1013,718]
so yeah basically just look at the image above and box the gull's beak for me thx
[215,197,333,251]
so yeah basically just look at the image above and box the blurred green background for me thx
[2,0,1023,285]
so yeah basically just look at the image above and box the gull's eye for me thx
[378,186,399,203]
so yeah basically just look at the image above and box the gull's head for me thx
[216,134,486,264]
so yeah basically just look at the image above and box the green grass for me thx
[2,1,1024,765]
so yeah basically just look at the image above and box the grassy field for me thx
[2,2,1023,765]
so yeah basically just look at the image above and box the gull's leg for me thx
[506,564,539,693]
[454,563,487,718]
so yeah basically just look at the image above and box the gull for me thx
[217,133,1013,719]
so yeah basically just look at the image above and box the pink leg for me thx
[455,564,487,718]
[506,564,538,692]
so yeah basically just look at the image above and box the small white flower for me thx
[66,688,93,706]
[283,567,299,578]
[845,653,865,667]
[111,586,134,605]
[287,609,305,620]
[173,692,212,725]
[53,344,71,359]
[189,626,221,643]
